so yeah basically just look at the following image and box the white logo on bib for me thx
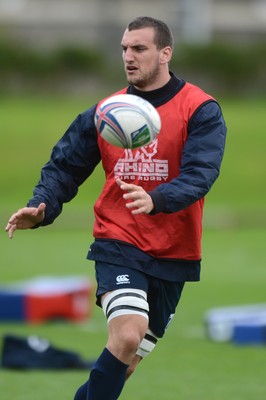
[114,139,169,181]
[116,275,130,285]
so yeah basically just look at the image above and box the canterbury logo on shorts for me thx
[116,274,130,285]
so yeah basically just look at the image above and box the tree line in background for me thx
[0,38,265,96]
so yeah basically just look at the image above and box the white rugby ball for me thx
[94,94,161,149]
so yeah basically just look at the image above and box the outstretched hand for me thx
[5,203,46,239]
[116,178,154,215]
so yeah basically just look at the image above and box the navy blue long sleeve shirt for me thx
[28,75,226,227]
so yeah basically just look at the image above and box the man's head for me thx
[127,16,174,51]
[121,17,173,91]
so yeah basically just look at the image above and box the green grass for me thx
[0,228,265,399]
[1,95,266,221]
[1,95,266,399]
[206,97,266,219]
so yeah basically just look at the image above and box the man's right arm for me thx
[27,104,101,226]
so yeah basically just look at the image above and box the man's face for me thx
[121,27,163,91]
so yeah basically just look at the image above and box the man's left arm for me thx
[149,101,227,214]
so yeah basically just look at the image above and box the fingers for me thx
[116,178,134,192]
[5,210,22,235]
[6,223,17,239]
[5,203,46,239]
[38,203,46,211]
[125,194,154,215]
[5,211,21,239]
[116,178,123,187]
[37,202,46,219]
[116,179,154,214]
[116,178,143,194]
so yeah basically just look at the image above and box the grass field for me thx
[1,95,266,399]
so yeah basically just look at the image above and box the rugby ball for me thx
[94,94,161,149]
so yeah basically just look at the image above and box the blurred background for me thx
[0,1,266,399]
[0,0,265,95]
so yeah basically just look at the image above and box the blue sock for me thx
[74,348,128,400]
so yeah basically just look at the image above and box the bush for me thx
[172,42,266,95]
[0,38,265,95]
[0,39,104,80]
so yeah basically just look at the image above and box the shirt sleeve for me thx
[27,104,101,226]
[149,100,227,214]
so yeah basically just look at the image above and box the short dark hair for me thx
[128,16,174,50]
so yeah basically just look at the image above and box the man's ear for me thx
[160,46,172,64]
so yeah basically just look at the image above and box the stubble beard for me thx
[126,63,161,90]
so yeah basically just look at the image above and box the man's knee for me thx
[107,314,148,363]
[102,289,150,363]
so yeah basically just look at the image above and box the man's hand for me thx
[116,179,154,215]
[5,203,46,239]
